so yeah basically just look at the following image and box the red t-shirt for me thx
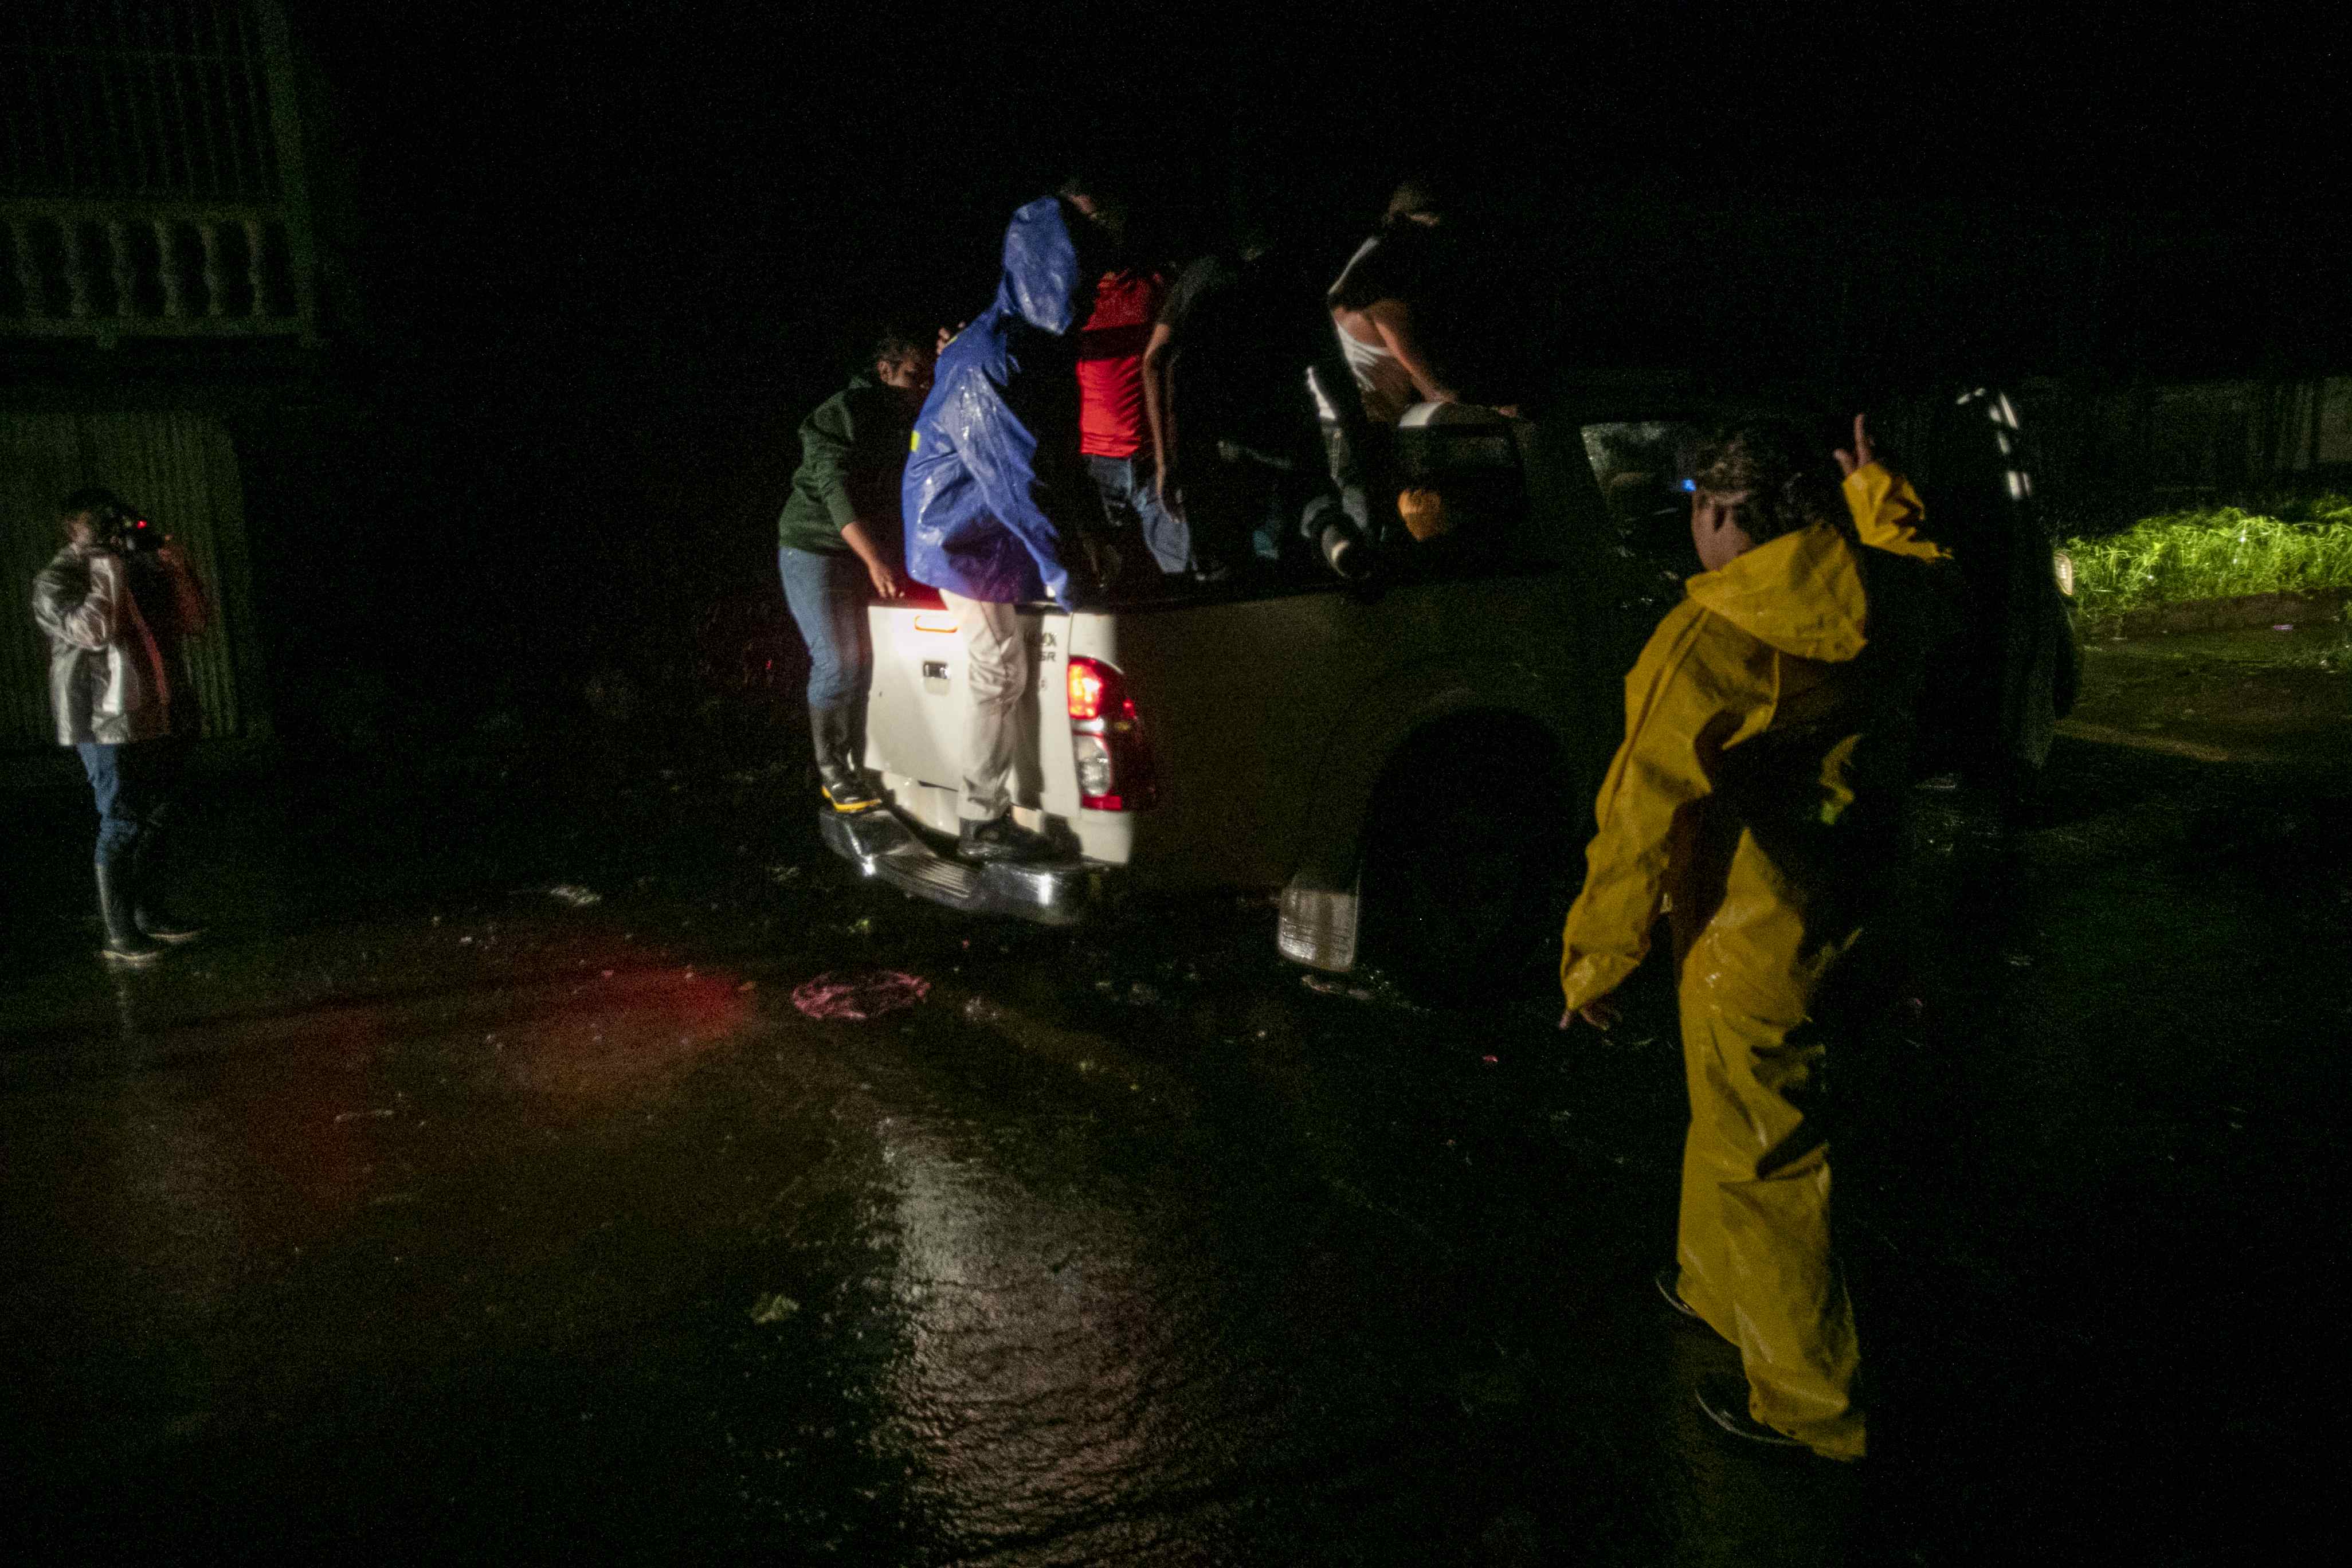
[1076,268,1166,458]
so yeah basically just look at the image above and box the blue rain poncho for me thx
[903,197,1089,605]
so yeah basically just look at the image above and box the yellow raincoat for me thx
[1560,464,1940,1461]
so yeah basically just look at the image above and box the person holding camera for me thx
[30,487,213,966]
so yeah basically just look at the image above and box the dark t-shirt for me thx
[1324,223,1443,313]
[777,374,915,556]
[1156,252,1326,458]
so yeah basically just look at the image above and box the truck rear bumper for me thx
[817,808,1103,927]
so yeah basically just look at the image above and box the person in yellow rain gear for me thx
[1557,414,1952,1461]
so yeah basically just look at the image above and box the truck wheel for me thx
[1357,721,1570,1009]
[1996,591,2079,822]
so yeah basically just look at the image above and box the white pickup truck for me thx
[820,381,2075,1004]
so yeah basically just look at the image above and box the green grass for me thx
[2064,496,2352,621]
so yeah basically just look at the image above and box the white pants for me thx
[939,589,1029,822]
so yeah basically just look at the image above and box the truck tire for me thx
[1997,591,2078,821]
[1356,719,1571,1009]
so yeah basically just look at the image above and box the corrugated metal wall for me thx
[2,409,257,748]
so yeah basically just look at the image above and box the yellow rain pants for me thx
[1561,464,1935,1461]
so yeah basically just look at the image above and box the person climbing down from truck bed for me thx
[1324,179,1463,428]
[1555,415,1955,1462]
[1140,217,1371,582]
[902,193,1107,864]
[777,325,936,813]
[1316,178,1521,552]
[1063,174,1191,585]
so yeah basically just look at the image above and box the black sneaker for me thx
[137,914,206,944]
[1695,1374,1806,1449]
[958,814,1054,863]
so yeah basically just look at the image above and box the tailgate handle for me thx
[922,660,948,681]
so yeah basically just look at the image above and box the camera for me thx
[96,500,160,555]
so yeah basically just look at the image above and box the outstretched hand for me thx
[1833,413,1875,477]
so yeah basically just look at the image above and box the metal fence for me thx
[2,0,312,342]
[3,0,280,202]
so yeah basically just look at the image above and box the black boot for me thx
[96,859,164,966]
[1319,519,1370,580]
[132,826,204,943]
[846,695,873,788]
[810,705,881,813]
[958,813,1055,864]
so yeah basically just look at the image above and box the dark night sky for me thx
[297,1,2350,373]
[258,1,2351,683]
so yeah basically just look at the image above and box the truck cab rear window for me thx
[1581,421,1703,574]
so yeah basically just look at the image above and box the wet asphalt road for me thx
[3,626,2347,1565]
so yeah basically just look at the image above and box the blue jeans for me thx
[76,738,186,870]
[778,546,872,711]
[1088,454,1191,576]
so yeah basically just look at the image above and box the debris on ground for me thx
[748,1292,801,1324]
[767,864,802,885]
[547,884,602,907]
[792,970,930,1021]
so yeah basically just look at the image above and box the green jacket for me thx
[777,374,915,556]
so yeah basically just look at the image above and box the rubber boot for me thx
[957,813,1055,864]
[96,859,164,966]
[1304,492,1372,582]
[1319,519,1370,580]
[810,705,881,813]
[846,695,873,789]
[132,825,204,943]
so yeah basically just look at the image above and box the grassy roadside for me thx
[2063,497,2352,622]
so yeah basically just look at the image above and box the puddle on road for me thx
[5,664,2347,1563]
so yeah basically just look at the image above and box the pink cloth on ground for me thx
[791,970,931,1021]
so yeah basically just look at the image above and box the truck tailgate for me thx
[861,600,1134,865]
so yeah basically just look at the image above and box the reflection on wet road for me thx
[3,626,2346,1563]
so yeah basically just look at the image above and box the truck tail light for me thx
[1065,656,1156,810]
[1067,660,1107,722]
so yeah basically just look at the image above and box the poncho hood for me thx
[997,197,1087,336]
[1685,522,1869,664]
